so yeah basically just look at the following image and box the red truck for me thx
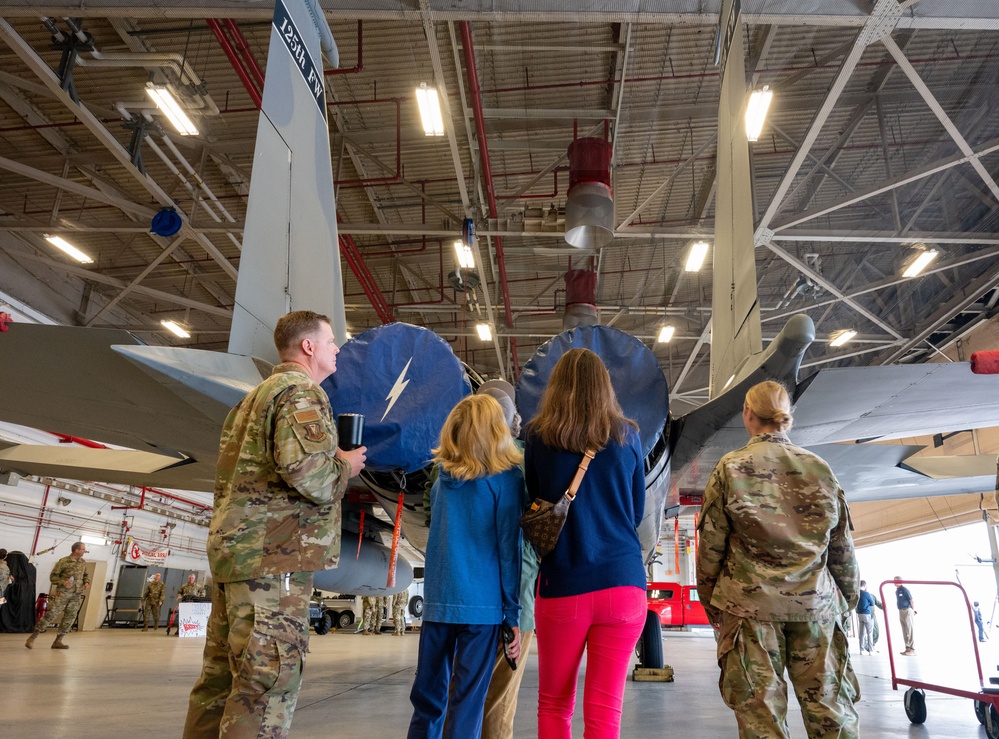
[647,582,710,628]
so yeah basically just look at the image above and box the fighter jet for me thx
[3,0,999,608]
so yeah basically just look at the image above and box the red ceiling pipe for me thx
[330,97,403,187]
[222,19,265,91]
[497,171,558,200]
[325,21,364,76]
[459,21,519,377]
[207,18,262,109]
[339,228,396,324]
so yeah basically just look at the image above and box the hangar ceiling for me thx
[0,1,998,415]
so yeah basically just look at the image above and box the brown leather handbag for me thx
[520,448,596,557]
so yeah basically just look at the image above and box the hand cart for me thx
[879,579,999,737]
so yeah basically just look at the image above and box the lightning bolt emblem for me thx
[381,357,413,422]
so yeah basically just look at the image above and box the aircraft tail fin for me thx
[709,21,762,399]
[228,0,346,362]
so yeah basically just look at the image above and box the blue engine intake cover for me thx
[516,325,669,457]
[323,323,472,473]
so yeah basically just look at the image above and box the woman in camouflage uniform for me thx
[696,380,861,739]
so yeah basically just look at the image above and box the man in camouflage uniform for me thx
[142,572,166,631]
[373,595,388,634]
[361,595,377,635]
[696,381,860,739]
[392,590,407,635]
[169,573,205,636]
[25,541,90,649]
[183,311,366,739]
[178,572,205,601]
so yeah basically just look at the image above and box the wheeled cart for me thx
[879,579,999,737]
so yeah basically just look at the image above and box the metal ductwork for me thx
[564,137,614,249]
[563,268,598,329]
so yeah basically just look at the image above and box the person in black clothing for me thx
[894,576,916,655]
[0,551,38,633]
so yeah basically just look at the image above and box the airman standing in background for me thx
[25,541,90,650]
[392,590,407,635]
[373,595,387,635]
[142,572,166,631]
[361,595,377,635]
[182,311,366,739]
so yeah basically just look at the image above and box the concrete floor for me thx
[2,627,992,737]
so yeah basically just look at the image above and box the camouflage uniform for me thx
[361,595,377,634]
[373,595,387,634]
[179,581,206,600]
[32,554,89,638]
[183,363,352,739]
[142,578,166,630]
[392,590,407,635]
[696,432,860,739]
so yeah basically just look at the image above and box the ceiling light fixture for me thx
[161,320,191,338]
[416,83,445,136]
[476,323,492,341]
[902,248,938,278]
[657,325,675,343]
[685,240,710,272]
[80,534,108,547]
[454,240,475,269]
[829,329,857,347]
[745,86,773,142]
[146,84,199,136]
[45,235,93,264]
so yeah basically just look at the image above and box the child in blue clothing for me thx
[407,394,525,739]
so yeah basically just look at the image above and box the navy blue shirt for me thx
[856,590,879,615]
[896,585,913,610]
[524,426,646,598]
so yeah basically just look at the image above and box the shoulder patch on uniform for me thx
[293,409,321,424]
[302,423,328,443]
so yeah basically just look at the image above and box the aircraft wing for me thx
[670,359,999,503]
[791,363,999,446]
[0,323,262,489]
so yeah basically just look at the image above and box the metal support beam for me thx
[882,34,999,203]
[764,242,904,339]
[0,19,238,281]
[771,137,999,232]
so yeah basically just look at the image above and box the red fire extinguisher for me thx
[35,592,49,624]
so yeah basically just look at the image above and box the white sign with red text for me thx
[178,602,211,638]
[124,537,168,566]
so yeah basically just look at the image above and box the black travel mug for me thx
[337,413,365,450]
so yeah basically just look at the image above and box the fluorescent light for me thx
[454,240,475,269]
[723,374,736,390]
[161,320,190,338]
[80,534,107,547]
[146,84,199,136]
[45,235,93,264]
[745,86,773,142]
[685,240,710,272]
[902,249,938,278]
[416,84,444,136]
[829,329,857,347]
[476,323,492,341]
[657,325,675,343]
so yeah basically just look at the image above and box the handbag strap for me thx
[564,448,596,501]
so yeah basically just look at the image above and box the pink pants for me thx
[535,585,647,739]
